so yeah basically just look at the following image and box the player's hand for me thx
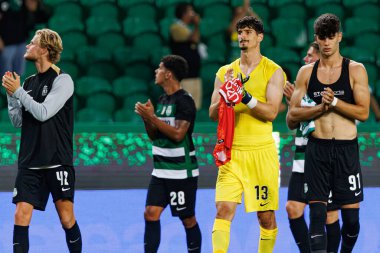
[322,87,335,109]
[219,78,243,104]
[284,81,295,105]
[135,99,155,122]
[224,68,234,81]
[2,71,20,95]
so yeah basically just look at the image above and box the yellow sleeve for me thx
[216,65,230,83]
[170,23,190,42]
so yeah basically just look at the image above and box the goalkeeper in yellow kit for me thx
[209,16,285,253]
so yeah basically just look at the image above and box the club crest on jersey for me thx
[165,105,172,116]
[42,85,48,96]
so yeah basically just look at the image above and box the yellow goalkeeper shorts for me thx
[215,143,279,212]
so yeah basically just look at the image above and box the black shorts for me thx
[146,176,198,218]
[12,166,76,211]
[287,172,340,211]
[304,136,363,205]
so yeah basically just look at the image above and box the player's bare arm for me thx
[322,62,370,122]
[209,76,222,121]
[249,68,284,122]
[287,65,327,128]
[135,100,190,142]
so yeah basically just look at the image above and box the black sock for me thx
[13,225,29,253]
[309,202,327,252]
[289,215,310,253]
[340,209,360,253]
[326,220,341,253]
[144,220,161,253]
[185,223,202,253]
[63,221,82,253]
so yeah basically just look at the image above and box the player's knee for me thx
[59,212,75,229]
[257,211,276,229]
[326,210,339,224]
[14,208,32,225]
[180,215,197,228]
[216,204,235,220]
[285,201,304,219]
[144,206,160,221]
[341,208,360,233]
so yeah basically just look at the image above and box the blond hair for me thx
[36,29,63,64]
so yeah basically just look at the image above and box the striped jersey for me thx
[152,89,199,179]
[292,95,316,173]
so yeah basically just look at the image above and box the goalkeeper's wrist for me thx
[242,92,258,109]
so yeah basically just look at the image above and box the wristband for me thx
[331,97,338,106]
[246,97,258,109]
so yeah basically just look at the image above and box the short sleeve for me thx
[175,94,196,123]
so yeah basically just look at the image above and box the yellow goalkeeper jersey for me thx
[216,56,283,147]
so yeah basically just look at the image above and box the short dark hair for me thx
[161,55,189,82]
[314,13,340,39]
[236,16,264,34]
[175,3,191,19]
[310,41,319,53]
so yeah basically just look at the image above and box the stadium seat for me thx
[95,33,125,53]
[114,108,141,122]
[231,0,267,7]
[89,3,119,18]
[341,47,376,64]
[86,62,119,82]
[376,80,380,100]
[0,109,9,122]
[305,0,340,7]
[354,33,380,54]
[80,0,116,6]
[76,108,113,122]
[44,0,77,6]
[363,64,378,88]
[278,4,307,20]
[314,4,345,20]
[196,108,211,122]
[353,4,380,20]
[150,47,171,66]
[200,63,220,91]
[202,3,232,21]
[126,4,157,20]
[132,33,163,52]
[252,3,270,21]
[86,93,116,114]
[112,47,150,70]
[76,76,112,97]
[344,17,379,39]
[86,16,121,37]
[122,94,150,112]
[342,0,378,7]
[159,17,175,42]
[48,16,84,34]
[118,0,154,8]
[268,0,303,7]
[112,76,149,98]
[156,0,191,9]
[264,47,300,64]
[59,61,79,81]
[60,32,88,62]
[76,46,112,68]
[54,2,83,19]
[261,33,274,49]
[271,18,307,48]
[193,0,229,8]
[123,63,153,82]
[200,18,228,40]
[123,17,159,37]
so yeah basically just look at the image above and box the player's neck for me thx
[164,82,181,95]
[240,49,261,67]
[35,60,53,74]
[319,51,342,69]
